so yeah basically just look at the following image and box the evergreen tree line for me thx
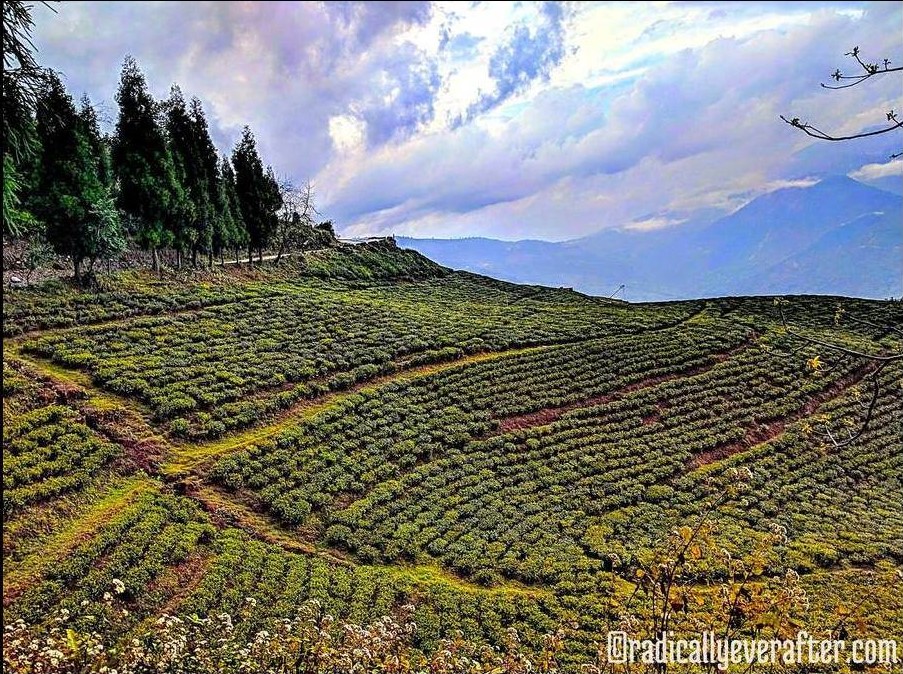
[4,1,334,283]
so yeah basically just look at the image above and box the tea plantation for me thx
[3,247,901,671]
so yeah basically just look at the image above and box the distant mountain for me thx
[398,176,902,301]
[724,209,903,298]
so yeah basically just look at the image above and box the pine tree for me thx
[3,0,46,238]
[232,126,281,263]
[215,156,247,264]
[163,86,195,267]
[32,72,124,282]
[188,97,220,267]
[264,164,283,256]
[112,56,182,271]
[78,95,113,189]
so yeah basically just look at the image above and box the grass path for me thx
[3,476,155,607]
[158,345,555,475]
[190,484,546,599]
[6,343,153,416]
[7,340,555,475]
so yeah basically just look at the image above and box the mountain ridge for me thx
[398,176,902,301]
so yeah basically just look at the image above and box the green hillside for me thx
[3,246,902,672]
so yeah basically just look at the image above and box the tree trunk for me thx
[74,256,82,285]
[248,246,253,265]
[152,247,160,273]
[258,248,263,263]
[192,248,198,267]
[207,251,213,270]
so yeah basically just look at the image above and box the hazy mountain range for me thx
[398,176,902,302]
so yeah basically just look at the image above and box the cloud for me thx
[623,216,688,232]
[461,2,567,123]
[849,158,903,180]
[328,114,367,154]
[32,1,438,179]
[29,1,903,241]
[321,1,901,238]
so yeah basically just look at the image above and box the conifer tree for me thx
[77,95,113,189]
[112,56,182,271]
[163,85,195,267]
[188,97,221,267]
[232,126,281,263]
[32,72,124,282]
[214,156,246,264]
[3,0,46,238]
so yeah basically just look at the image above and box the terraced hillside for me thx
[3,247,902,671]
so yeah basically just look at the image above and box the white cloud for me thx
[624,216,688,232]
[849,158,903,181]
[30,1,902,241]
[328,115,367,154]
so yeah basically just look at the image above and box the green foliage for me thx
[164,88,226,263]
[5,594,565,674]
[23,276,685,433]
[3,277,902,671]
[112,56,183,257]
[7,31,338,278]
[2,1,46,217]
[2,405,121,515]
[29,72,124,281]
[83,192,126,269]
[3,155,38,238]
[232,126,281,259]
[1,363,122,516]
[77,96,113,189]
[214,155,247,257]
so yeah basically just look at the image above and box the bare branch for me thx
[814,362,886,449]
[821,47,903,89]
[783,48,902,159]
[774,299,901,451]
[822,65,903,89]
[842,314,903,339]
[780,115,902,142]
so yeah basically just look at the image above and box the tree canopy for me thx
[3,2,334,283]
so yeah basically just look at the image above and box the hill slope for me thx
[3,251,902,670]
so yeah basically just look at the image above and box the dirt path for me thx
[188,483,545,598]
[9,309,737,479]
[8,340,557,477]
[493,337,757,434]
[163,344,555,475]
[685,360,879,471]
[221,250,309,265]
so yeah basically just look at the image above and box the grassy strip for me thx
[190,484,546,599]
[3,476,156,606]
[162,346,552,475]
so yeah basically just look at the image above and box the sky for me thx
[32,1,903,241]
